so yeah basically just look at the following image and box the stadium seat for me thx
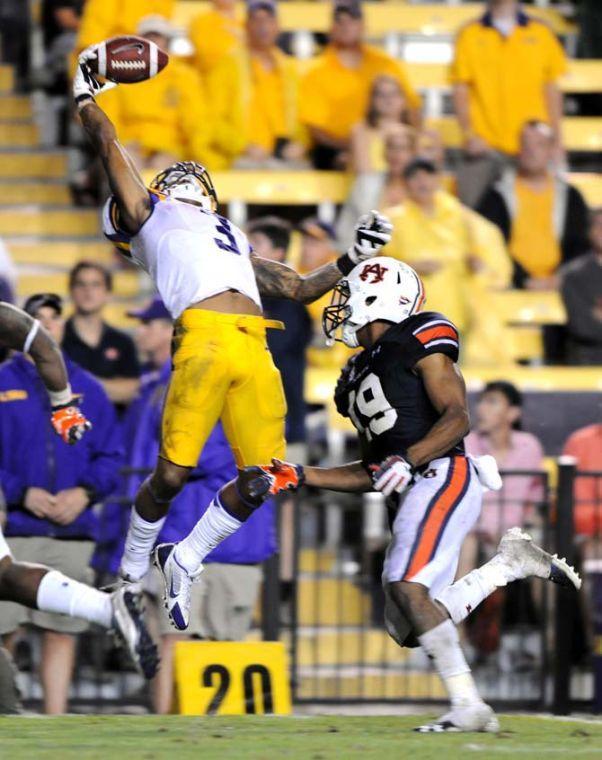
[7,240,114,267]
[569,173,602,207]
[174,2,574,36]
[0,123,38,148]
[15,270,143,299]
[0,151,67,179]
[428,117,602,152]
[0,181,70,206]
[406,60,602,95]
[0,65,14,93]
[0,94,31,120]
[0,208,99,237]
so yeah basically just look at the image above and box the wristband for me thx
[336,252,355,276]
[49,385,73,408]
[23,319,40,354]
[75,94,95,109]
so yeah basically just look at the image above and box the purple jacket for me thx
[0,354,123,540]
[92,360,277,574]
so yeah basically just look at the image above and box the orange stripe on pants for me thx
[403,457,469,581]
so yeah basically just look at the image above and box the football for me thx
[88,35,169,84]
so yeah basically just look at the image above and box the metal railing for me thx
[288,469,556,708]
[9,461,602,714]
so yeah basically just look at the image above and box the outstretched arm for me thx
[0,302,67,393]
[74,58,151,234]
[251,255,345,305]
[303,461,373,493]
[251,210,393,304]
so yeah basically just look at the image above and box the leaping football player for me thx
[0,301,158,679]
[254,258,581,733]
[73,49,393,631]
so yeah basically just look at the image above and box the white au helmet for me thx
[323,257,425,348]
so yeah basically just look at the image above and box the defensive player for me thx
[0,301,158,679]
[253,258,581,732]
[73,51,392,630]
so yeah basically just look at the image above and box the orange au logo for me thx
[359,263,388,284]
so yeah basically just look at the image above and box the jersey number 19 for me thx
[347,372,398,441]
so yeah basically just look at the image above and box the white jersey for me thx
[102,192,262,319]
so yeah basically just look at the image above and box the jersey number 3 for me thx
[214,216,241,255]
[348,372,398,441]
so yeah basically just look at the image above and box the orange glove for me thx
[51,400,92,445]
[260,459,305,496]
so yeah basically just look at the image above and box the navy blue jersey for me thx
[334,311,464,465]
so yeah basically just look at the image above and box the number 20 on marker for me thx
[174,641,292,716]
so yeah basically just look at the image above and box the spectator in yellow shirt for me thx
[77,0,174,50]
[99,16,210,169]
[383,158,511,334]
[451,0,567,208]
[189,0,244,76]
[478,121,590,289]
[205,0,306,169]
[299,1,421,169]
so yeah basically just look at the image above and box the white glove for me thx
[348,210,393,265]
[371,455,413,497]
[73,47,116,106]
[469,455,503,492]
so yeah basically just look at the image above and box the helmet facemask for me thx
[150,161,218,212]
[323,280,352,345]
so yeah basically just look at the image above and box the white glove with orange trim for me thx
[370,455,413,497]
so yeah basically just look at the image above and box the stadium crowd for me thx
[0,0,600,714]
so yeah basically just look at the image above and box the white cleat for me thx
[110,587,159,680]
[415,702,500,733]
[497,527,581,590]
[153,543,203,631]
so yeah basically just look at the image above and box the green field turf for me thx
[0,714,601,760]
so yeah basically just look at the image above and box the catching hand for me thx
[73,47,116,106]
[370,455,413,497]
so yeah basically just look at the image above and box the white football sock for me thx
[436,554,512,625]
[418,619,483,708]
[120,507,166,581]
[37,570,112,628]
[174,496,242,574]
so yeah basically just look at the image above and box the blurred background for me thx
[0,0,600,717]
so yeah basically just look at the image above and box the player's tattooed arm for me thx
[251,255,343,304]
[302,461,374,493]
[78,102,151,234]
[0,302,68,392]
[406,353,470,468]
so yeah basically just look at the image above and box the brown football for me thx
[88,36,169,84]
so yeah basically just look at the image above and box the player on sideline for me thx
[73,50,392,630]
[250,258,581,732]
[0,301,159,678]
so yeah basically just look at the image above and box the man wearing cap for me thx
[99,14,211,169]
[93,297,277,713]
[300,1,421,169]
[0,293,124,714]
[205,0,307,169]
